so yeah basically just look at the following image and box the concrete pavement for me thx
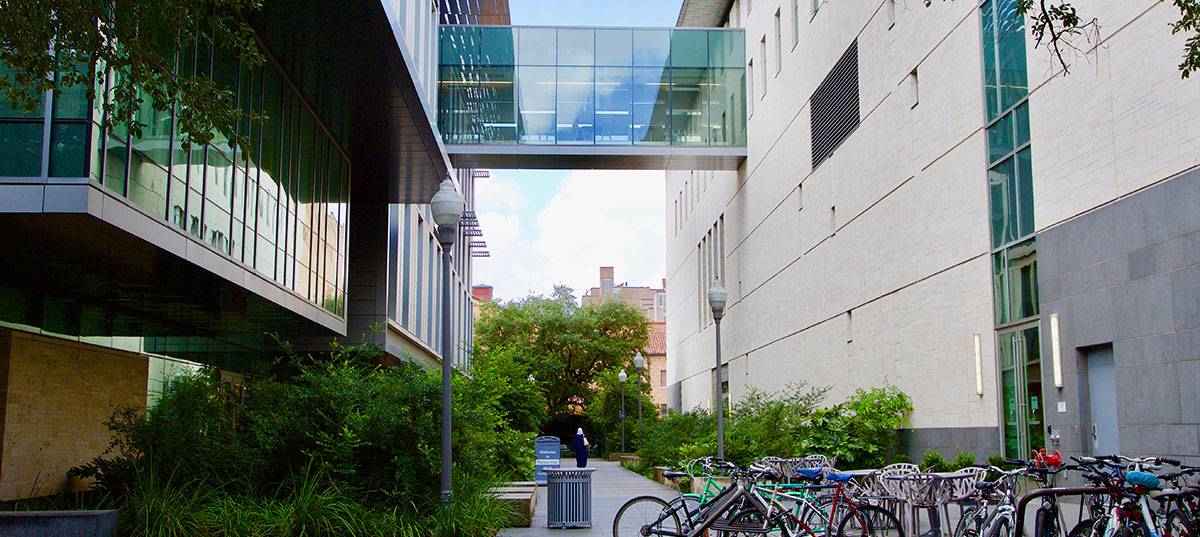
[500,460,679,537]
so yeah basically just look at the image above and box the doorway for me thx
[1085,345,1119,455]
[998,325,1044,458]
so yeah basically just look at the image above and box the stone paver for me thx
[500,461,678,537]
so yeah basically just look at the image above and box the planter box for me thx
[607,452,632,462]
[0,510,117,537]
[488,482,538,528]
[691,475,731,494]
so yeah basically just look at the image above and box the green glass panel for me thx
[89,122,103,182]
[988,157,1016,248]
[480,66,516,143]
[596,29,633,67]
[632,67,669,144]
[187,187,203,238]
[1014,102,1030,148]
[1007,238,1038,320]
[633,29,671,67]
[708,68,746,146]
[709,30,746,68]
[49,122,87,177]
[996,0,1028,112]
[132,89,172,168]
[103,122,129,195]
[439,66,479,144]
[670,68,708,145]
[480,27,516,65]
[518,27,556,66]
[993,251,1009,325]
[260,70,281,190]
[556,66,594,144]
[596,67,633,144]
[53,61,90,119]
[169,172,187,229]
[670,29,709,68]
[0,60,45,118]
[128,152,168,218]
[441,26,481,65]
[1016,148,1034,238]
[987,112,1013,165]
[204,148,234,252]
[1000,341,1020,458]
[557,28,594,66]
[0,122,43,176]
[980,0,1000,121]
[517,66,556,144]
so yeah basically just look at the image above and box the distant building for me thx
[581,267,666,323]
[580,266,669,411]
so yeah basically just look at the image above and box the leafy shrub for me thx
[921,450,948,472]
[950,451,977,470]
[75,337,523,536]
[637,383,912,470]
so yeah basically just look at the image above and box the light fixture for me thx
[618,369,628,383]
[707,278,727,319]
[973,333,983,396]
[1050,313,1063,389]
[633,351,645,370]
[430,178,465,229]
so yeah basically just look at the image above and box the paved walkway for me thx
[501,461,677,537]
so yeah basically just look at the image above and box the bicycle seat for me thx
[793,468,823,481]
[975,481,998,492]
[663,471,690,480]
[825,472,854,483]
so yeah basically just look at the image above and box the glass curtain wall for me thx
[980,0,1041,458]
[438,25,746,147]
[80,42,351,317]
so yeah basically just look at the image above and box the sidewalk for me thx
[500,460,678,537]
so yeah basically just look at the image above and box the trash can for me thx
[545,467,595,529]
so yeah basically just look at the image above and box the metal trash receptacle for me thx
[545,467,595,529]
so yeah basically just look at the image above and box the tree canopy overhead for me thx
[473,286,650,423]
[0,0,264,151]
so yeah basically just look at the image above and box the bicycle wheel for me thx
[984,514,1013,537]
[955,506,986,537]
[1168,509,1197,537]
[1067,519,1102,537]
[668,494,704,530]
[614,496,682,537]
[718,508,788,537]
[837,505,904,537]
[1035,505,1061,537]
[785,494,832,537]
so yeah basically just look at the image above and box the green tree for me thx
[589,366,658,453]
[473,287,649,431]
[0,0,263,151]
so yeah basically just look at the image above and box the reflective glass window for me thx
[518,28,556,65]
[441,26,481,65]
[708,68,746,146]
[633,29,671,67]
[670,29,709,68]
[480,27,516,65]
[996,0,1028,113]
[670,68,708,145]
[987,112,1013,164]
[1016,148,1034,238]
[632,67,670,144]
[518,66,556,143]
[709,30,746,69]
[480,66,516,143]
[0,122,43,177]
[49,123,87,177]
[596,29,633,66]
[557,28,594,66]
[595,67,633,144]
[556,66,594,144]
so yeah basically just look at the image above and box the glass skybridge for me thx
[437,25,746,170]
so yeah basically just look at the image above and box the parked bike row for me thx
[613,452,1200,537]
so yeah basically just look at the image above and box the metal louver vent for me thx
[810,41,860,168]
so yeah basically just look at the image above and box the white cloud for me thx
[474,174,527,213]
[474,170,665,302]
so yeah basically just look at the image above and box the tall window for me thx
[747,59,755,115]
[759,36,768,95]
[773,10,782,74]
[812,0,824,16]
[792,0,801,46]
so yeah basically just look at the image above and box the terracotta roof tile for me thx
[646,322,667,355]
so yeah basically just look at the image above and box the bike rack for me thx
[1012,486,1100,537]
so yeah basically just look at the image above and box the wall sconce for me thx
[1050,313,1063,389]
[973,333,983,396]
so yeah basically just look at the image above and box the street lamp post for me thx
[707,278,727,461]
[633,351,645,450]
[431,178,464,504]
[618,368,628,453]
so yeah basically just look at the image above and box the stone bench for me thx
[0,510,117,537]
[487,483,537,528]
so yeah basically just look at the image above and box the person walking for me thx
[572,428,590,468]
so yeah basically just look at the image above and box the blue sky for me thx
[472,0,680,301]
